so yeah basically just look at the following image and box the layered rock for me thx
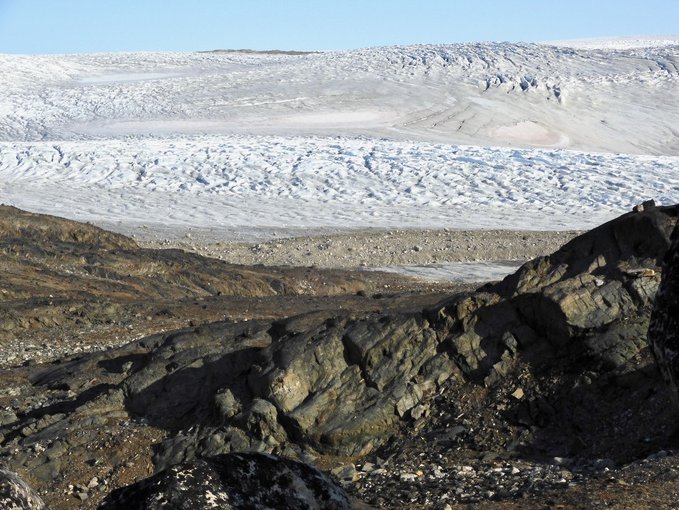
[1,204,677,508]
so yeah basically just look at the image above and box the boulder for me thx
[98,452,352,510]
[0,469,46,510]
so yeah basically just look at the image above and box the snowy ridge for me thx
[1,42,678,154]
[1,136,677,236]
[545,36,679,50]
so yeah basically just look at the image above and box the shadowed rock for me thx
[98,452,351,510]
[649,220,679,407]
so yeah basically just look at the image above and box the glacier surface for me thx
[1,41,678,237]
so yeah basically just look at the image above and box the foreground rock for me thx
[650,219,679,408]
[99,452,352,510]
[1,204,679,508]
[0,469,46,510]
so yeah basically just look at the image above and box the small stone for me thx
[331,464,359,482]
[399,473,418,482]
[76,492,89,501]
[361,462,376,473]
[214,389,241,420]
[481,452,500,462]
[432,467,446,479]
[0,410,17,426]
[511,388,525,400]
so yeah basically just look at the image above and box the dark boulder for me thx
[98,452,352,510]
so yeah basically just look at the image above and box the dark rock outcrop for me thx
[98,452,351,510]
[0,469,46,510]
[649,220,679,407]
[2,204,679,508]
[486,203,678,369]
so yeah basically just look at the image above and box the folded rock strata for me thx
[1,204,677,507]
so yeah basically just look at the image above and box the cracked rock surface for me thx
[2,204,679,509]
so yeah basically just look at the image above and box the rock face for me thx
[0,469,46,510]
[1,204,679,508]
[98,452,351,510]
[486,202,677,370]
[649,220,679,407]
[142,202,677,467]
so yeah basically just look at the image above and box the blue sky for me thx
[0,0,678,54]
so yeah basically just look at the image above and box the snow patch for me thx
[371,261,524,283]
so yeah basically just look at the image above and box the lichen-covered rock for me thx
[0,469,46,510]
[649,221,679,407]
[98,452,352,510]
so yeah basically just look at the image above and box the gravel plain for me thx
[137,228,581,272]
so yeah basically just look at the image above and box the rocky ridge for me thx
[0,205,464,368]
[1,204,678,508]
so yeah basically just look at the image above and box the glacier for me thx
[0,40,678,238]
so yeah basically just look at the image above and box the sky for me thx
[0,0,678,54]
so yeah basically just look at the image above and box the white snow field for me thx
[1,136,677,238]
[2,42,679,153]
[0,41,678,241]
